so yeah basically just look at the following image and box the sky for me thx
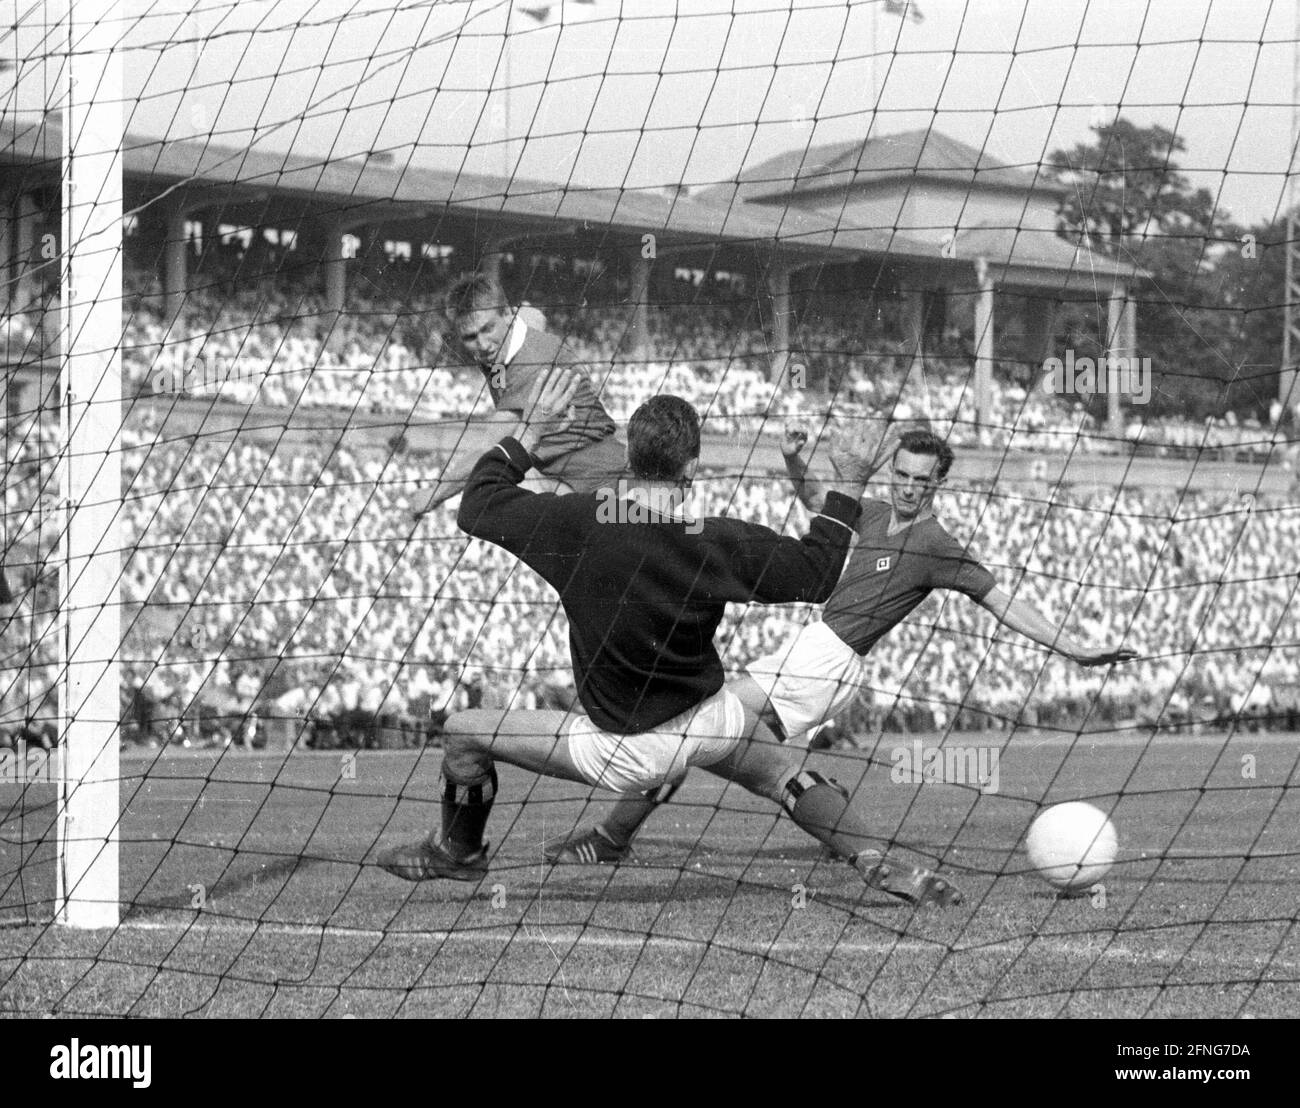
[4,0,1298,227]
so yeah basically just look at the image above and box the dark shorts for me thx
[537,435,628,494]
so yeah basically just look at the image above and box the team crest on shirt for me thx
[876,557,891,572]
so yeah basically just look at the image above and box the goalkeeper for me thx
[379,373,964,907]
[413,272,626,512]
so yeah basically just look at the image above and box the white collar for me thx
[501,315,527,365]
[623,481,695,523]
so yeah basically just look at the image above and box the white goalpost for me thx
[56,0,122,928]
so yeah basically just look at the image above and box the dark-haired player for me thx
[378,377,965,907]
[548,424,1136,864]
[414,272,626,512]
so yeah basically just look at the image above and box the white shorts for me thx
[744,620,869,745]
[564,688,745,794]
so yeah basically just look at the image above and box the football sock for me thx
[782,771,875,860]
[441,766,498,857]
[598,779,682,847]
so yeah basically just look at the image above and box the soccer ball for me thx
[1025,802,1118,892]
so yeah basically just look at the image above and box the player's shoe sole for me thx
[543,827,632,866]
[377,838,490,882]
[853,851,963,908]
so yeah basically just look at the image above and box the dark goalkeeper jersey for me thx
[458,437,862,734]
[821,499,996,656]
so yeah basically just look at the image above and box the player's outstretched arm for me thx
[415,410,524,514]
[779,418,895,515]
[514,369,580,458]
[976,586,1137,666]
[457,370,581,548]
[727,493,862,606]
[781,420,829,513]
[415,455,485,514]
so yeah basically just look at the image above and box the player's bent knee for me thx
[442,711,471,736]
[439,729,476,768]
[440,712,500,761]
[443,709,499,736]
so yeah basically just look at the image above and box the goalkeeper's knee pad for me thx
[781,770,849,814]
[442,764,498,806]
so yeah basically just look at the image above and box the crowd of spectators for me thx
[1,309,38,363]
[113,277,1291,459]
[5,416,1296,747]
[123,279,493,421]
[4,269,1297,749]
[1,413,65,741]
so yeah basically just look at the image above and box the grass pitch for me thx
[2,730,1297,1017]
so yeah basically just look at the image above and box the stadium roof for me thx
[0,115,924,256]
[2,116,1142,289]
[711,129,1069,203]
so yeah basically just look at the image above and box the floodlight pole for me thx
[57,0,123,928]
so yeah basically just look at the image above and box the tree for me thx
[1045,119,1253,420]
[1206,215,1288,418]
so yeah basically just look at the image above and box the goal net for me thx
[1,0,1297,1018]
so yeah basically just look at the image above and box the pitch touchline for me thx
[116,917,1293,968]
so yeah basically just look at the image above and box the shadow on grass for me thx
[123,852,332,920]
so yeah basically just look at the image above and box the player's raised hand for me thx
[522,369,580,436]
[1071,645,1138,667]
[779,418,831,511]
[825,423,873,493]
[829,419,896,486]
[853,420,900,477]
[781,419,811,458]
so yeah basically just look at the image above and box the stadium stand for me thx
[3,234,1295,753]
[8,420,1295,749]
[116,276,1283,458]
